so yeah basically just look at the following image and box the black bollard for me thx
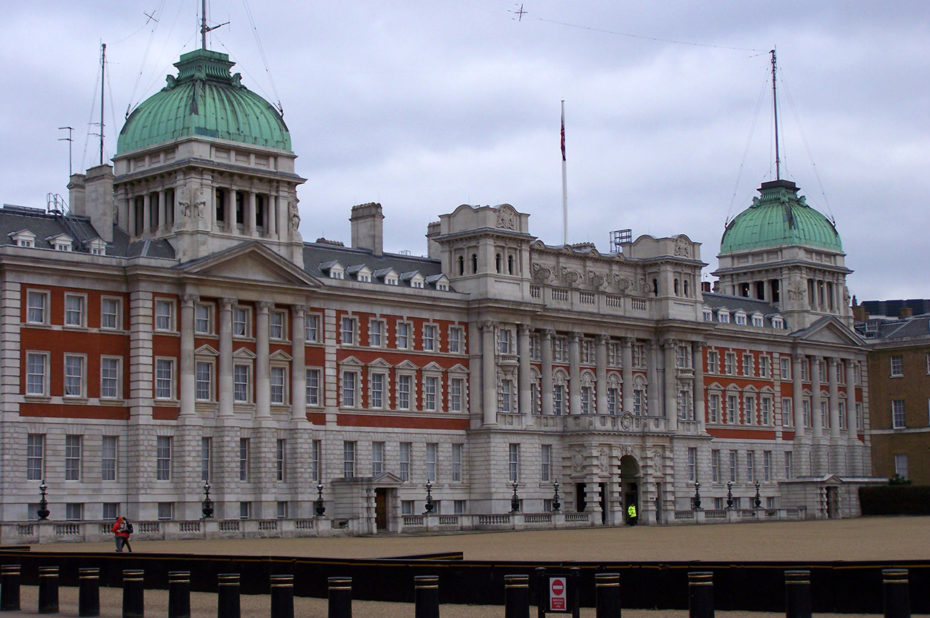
[784,569,811,618]
[168,570,191,618]
[327,576,352,618]
[79,567,100,617]
[595,572,621,618]
[38,565,59,614]
[504,574,530,618]
[122,569,145,618]
[688,571,714,618]
[270,574,294,618]
[0,564,21,611]
[414,574,440,618]
[882,568,910,618]
[534,567,547,618]
[569,568,581,618]
[217,573,240,618]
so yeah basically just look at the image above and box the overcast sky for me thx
[2,1,928,301]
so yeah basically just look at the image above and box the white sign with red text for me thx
[549,576,567,611]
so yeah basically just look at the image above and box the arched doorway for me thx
[620,455,640,524]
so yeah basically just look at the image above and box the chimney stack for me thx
[350,203,384,256]
[80,164,115,243]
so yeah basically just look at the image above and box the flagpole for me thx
[561,100,568,247]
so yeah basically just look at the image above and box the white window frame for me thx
[425,442,438,481]
[370,372,386,409]
[396,321,411,349]
[276,438,286,482]
[341,370,358,408]
[423,375,440,411]
[100,356,122,399]
[154,299,175,331]
[270,365,288,405]
[194,303,213,334]
[26,290,48,324]
[101,297,122,330]
[448,326,464,353]
[232,306,251,338]
[65,434,82,481]
[64,354,86,398]
[890,355,903,377]
[101,436,118,481]
[343,441,356,478]
[156,436,172,480]
[508,443,520,482]
[154,358,175,400]
[306,368,321,406]
[397,373,413,410]
[372,441,385,476]
[540,444,552,482]
[399,442,412,482]
[195,360,214,402]
[269,310,286,340]
[340,316,356,345]
[239,438,251,481]
[26,351,49,397]
[451,443,463,482]
[233,363,251,403]
[423,323,437,351]
[304,313,320,342]
[369,319,385,347]
[449,377,465,412]
[64,293,86,328]
[891,400,906,429]
[27,433,45,480]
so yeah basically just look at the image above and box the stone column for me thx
[596,336,608,414]
[541,330,553,416]
[291,306,307,420]
[569,333,581,414]
[663,339,678,431]
[218,299,235,417]
[179,294,197,418]
[247,192,257,237]
[845,360,857,441]
[622,338,634,413]
[692,342,705,431]
[518,324,532,416]
[810,355,823,439]
[792,355,805,437]
[481,322,497,425]
[828,358,841,439]
[256,301,271,417]
[646,341,658,416]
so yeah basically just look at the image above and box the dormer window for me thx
[702,307,713,322]
[751,313,764,327]
[89,239,107,256]
[385,274,397,285]
[437,282,448,291]
[320,260,344,280]
[50,234,74,252]
[734,311,747,326]
[412,279,423,288]
[346,264,372,283]
[11,230,36,248]
[771,316,784,329]
[718,309,730,324]
[330,267,344,280]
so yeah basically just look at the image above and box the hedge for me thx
[859,485,930,515]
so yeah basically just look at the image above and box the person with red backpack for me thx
[111,516,133,552]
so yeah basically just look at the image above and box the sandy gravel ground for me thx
[9,516,929,616]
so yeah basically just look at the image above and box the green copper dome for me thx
[720,180,842,254]
[117,49,291,153]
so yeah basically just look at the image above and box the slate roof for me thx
[702,292,779,315]
[302,242,444,284]
[858,314,930,341]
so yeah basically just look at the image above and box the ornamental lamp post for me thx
[552,480,561,513]
[37,480,50,520]
[726,480,734,510]
[693,481,702,511]
[424,479,434,514]
[201,480,214,519]
[315,482,326,517]
[510,480,520,513]
[754,480,762,510]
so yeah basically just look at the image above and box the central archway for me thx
[620,455,640,523]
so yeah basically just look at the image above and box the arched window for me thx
[457,255,464,276]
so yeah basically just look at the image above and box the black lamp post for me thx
[315,482,326,517]
[37,480,49,520]
[201,480,214,519]
[693,481,702,511]
[510,480,520,513]
[552,480,561,513]
[726,480,734,510]
[754,480,762,510]
[424,479,434,514]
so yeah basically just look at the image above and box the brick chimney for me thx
[350,202,384,256]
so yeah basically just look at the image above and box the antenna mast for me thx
[770,48,781,180]
[58,126,74,177]
[200,0,228,50]
[99,43,106,165]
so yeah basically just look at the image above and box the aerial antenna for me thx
[201,0,229,50]
[58,126,74,177]
[770,48,781,180]
[511,3,527,21]
[143,10,159,25]
[99,43,106,165]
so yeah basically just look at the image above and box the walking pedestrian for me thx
[112,516,132,552]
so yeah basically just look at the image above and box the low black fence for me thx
[0,551,927,613]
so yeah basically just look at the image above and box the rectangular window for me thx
[65,434,82,480]
[304,313,320,342]
[448,326,463,353]
[633,388,644,416]
[746,451,755,481]
[451,443,463,482]
[340,316,355,345]
[742,354,753,377]
[396,322,410,349]
[424,376,438,411]
[66,503,83,521]
[234,364,250,402]
[233,307,250,337]
[554,384,565,416]
[894,453,908,480]
[724,352,735,375]
[785,451,793,479]
[276,439,286,482]
[782,398,793,427]
[498,329,512,354]
[158,502,174,521]
[64,354,85,398]
[102,436,118,481]
[449,378,465,412]
[454,500,466,514]
[892,400,906,429]
[508,443,520,482]
[269,310,285,340]
[727,394,738,424]
[156,436,172,480]
[369,319,384,347]
[856,403,863,430]
[27,434,44,480]
[239,438,250,481]
[423,324,436,351]
[64,294,85,327]
[728,450,737,482]
[711,449,720,482]
[580,386,593,414]
[688,447,697,482]
[372,441,385,476]
[708,393,720,424]
[607,388,618,415]
[239,502,251,520]
[155,299,174,331]
[102,503,120,520]
[500,379,513,413]
[744,395,756,425]
[201,437,211,482]
[195,361,213,401]
[270,366,286,404]
[370,373,385,409]
[801,359,810,381]
[890,355,903,377]
[400,442,411,481]
[343,441,356,478]
[401,500,414,515]
[101,297,121,329]
[676,345,690,369]
[803,399,811,428]
[311,439,321,482]
[277,502,289,519]
[763,451,772,482]
[26,290,48,324]
[839,400,847,429]
[707,350,719,373]
[761,397,772,425]
[26,352,48,396]
[759,356,770,378]
[398,375,412,409]
[155,358,174,400]
[194,303,212,334]
[101,357,121,399]
[426,443,438,481]
[306,368,321,406]
[342,371,357,407]
[540,444,552,481]
[780,357,791,380]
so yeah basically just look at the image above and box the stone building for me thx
[0,45,877,537]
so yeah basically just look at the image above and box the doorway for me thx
[375,488,389,530]
[825,486,839,519]
[575,483,586,512]
[599,482,607,524]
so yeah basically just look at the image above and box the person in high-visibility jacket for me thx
[626,503,637,526]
